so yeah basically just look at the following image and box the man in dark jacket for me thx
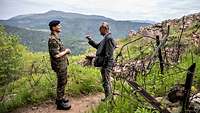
[85,22,116,101]
[48,20,71,110]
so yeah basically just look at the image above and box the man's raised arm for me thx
[85,35,99,49]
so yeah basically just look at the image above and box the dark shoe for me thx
[62,98,69,103]
[55,98,69,104]
[56,100,71,110]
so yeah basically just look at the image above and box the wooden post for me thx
[156,35,164,74]
[176,16,185,62]
[181,63,196,113]
[127,80,170,113]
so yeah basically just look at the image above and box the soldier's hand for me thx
[65,48,71,54]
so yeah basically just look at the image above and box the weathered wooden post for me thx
[127,80,171,113]
[176,16,185,62]
[156,35,164,74]
[181,63,196,113]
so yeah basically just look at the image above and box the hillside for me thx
[0,12,200,113]
[0,10,151,54]
[3,25,88,54]
[86,12,200,113]
[0,10,150,39]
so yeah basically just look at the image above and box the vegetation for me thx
[0,14,200,113]
[92,17,200,113]
[0,10,151,54]
[0,25,26,85]
[0,26,102,113]
[4,25,89,54]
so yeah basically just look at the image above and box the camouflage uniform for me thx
[48,33,69,101]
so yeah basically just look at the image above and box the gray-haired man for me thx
[85,22,116,101]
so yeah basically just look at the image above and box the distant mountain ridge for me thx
[0,10,151,39]
[0,10,151,54]
[131,20,156,24]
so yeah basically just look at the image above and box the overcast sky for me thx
[1,0,200,22]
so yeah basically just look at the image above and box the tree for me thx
[0,25,26,85]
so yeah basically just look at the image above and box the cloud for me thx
[0,0,200,21]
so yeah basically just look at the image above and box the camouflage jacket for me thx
[48,33,69,72]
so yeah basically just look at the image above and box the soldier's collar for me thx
[51,32,60,39]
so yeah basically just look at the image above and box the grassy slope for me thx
[0,52,102,113]
[0,17,200,113]
[92,19,200,113]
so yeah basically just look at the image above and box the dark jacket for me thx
[88,33,116,67]
[48,33,68,72]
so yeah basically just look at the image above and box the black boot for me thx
[62,98,69,103]
[56,100,71,110]
[56,98,69,104]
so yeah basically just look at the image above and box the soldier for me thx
[48,20,71,110]
[85,22,116,101]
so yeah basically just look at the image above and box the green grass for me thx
[67,63,103,96]
[0,53,103,113]
[91,20,200,113]
[0,74,56,112]
[92,51,200,113]
[1,19,200,113]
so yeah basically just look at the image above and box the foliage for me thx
[0,26,26,85]
[0,52,103,113]
[1,15,200,113]
[92,18,200,113]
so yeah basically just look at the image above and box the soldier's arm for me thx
[49,39,70,58]
[49,39,60,58]
[55,49,71,58]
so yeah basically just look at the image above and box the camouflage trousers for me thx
[56,68,68,101]
[100,67,112,97]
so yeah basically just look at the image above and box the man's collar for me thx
[104,32,111,38]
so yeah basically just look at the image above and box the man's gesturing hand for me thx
[85,35,92,41]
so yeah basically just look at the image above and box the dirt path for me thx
[11,93,103,113]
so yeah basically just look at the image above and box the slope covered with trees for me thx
[0,12,200,113]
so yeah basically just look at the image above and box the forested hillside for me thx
[0,12,200,113]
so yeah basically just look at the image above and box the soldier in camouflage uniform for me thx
[48,20,71,110]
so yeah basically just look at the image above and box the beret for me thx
[49,20,60,27]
